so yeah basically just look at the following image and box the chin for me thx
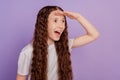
[54,38,60,41]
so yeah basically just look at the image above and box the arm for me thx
[58,11,100,48]
[16,74,26,80]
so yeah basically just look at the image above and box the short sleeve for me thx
[17,43,33,75]
[68,39,74,52]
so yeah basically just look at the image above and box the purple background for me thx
[0,0,120,80]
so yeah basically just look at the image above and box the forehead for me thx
[48,10,64,19]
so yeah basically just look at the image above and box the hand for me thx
[55,10,80,20]
[63,11,80,20]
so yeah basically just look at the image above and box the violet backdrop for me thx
[0,0,120,80]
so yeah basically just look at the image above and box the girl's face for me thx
[47,10,65,45]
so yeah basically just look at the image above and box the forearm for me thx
[76,14,99,39]
[16,74,26,80]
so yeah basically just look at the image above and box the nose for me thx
[58,21,65,29]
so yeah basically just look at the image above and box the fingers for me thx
[54,10,71,16]
[54,10,76,19]
[63,11,75,19]
[54,10,64,16]
[64,11,80,19]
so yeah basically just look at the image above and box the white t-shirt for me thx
[17,39,74,80]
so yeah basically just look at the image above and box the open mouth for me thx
[54,31,61,36]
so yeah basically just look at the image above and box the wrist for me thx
[76,15,81,20]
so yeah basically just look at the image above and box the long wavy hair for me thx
[31,6,73,80]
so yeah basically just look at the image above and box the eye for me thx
[54,19,57,23]
[62,20,65,23]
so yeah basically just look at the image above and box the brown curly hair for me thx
[31,6,73,80]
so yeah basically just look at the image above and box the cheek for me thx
[63,24,66,30]
[47,26,54,34]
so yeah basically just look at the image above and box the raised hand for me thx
[63,11,80,19]
[55,10,80,20]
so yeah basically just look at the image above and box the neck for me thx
[47,38,54,45]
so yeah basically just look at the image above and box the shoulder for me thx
[68,39,74,44]
[17,42,33,75]
[20,42,33,57]
[68,38,74,52]
[68,38,74,47]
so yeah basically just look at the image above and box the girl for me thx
[16,6,99,80]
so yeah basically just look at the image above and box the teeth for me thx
[58,31,62,34]
[58,31,62,33]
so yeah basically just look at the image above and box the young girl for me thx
[16,6,99,80]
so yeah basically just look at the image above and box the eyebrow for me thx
[53,16,65,20]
